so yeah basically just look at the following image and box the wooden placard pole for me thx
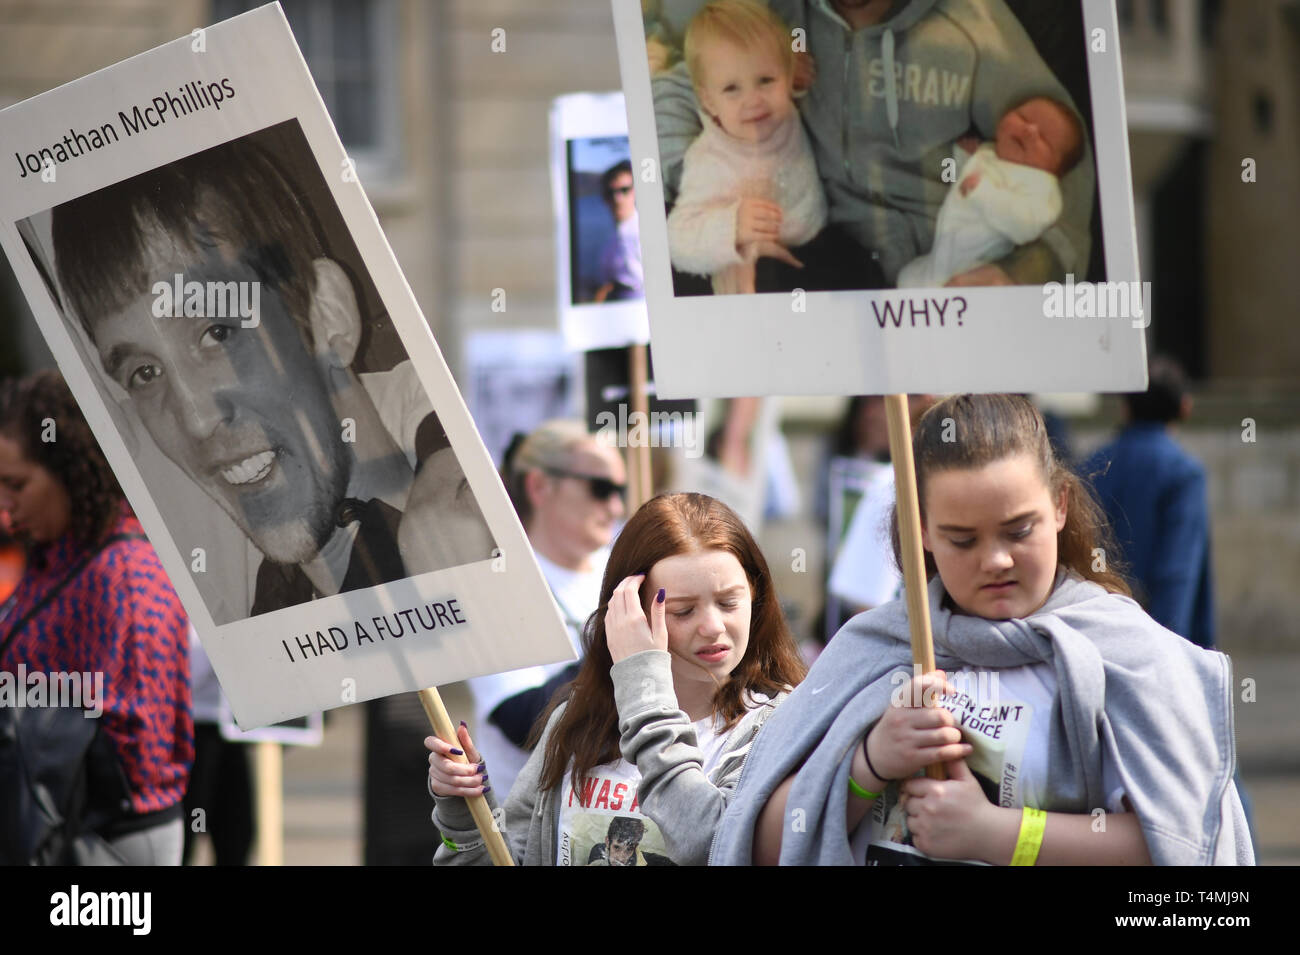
[883,394,945,782]
[419,344,652,866]
[418,686,516,866]
[627,344,653,510]
[254,740,283,865]
[414,343,655,868]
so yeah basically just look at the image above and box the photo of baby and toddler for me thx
[643,0,1102,296]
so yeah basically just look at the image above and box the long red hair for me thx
[534,492,805,794]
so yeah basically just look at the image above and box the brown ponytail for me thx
[890,394,1131,597]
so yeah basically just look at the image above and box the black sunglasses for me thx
[544,468,626,502]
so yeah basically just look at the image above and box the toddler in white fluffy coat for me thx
[666,0,826,292]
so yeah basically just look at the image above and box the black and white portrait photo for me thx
[18,120,498,625]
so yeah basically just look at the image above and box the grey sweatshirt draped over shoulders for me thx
[710,572,1254,866]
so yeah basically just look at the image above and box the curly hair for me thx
[0,369,124,546]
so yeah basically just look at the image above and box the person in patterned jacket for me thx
[0,370,192,864]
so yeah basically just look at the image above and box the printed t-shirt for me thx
[851,662,1128,865]
[555,699,756,866]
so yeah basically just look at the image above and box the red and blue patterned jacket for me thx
[1,502,193,814]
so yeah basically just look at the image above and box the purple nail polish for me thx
[459,720,467,728]
[482,786,492,794]
[656,588,665,604]
[450,748,463,756]
[477,762,486,772]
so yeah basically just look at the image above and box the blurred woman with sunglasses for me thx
[465,420,628,795]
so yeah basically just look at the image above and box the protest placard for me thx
[464,329,579,467]
[0,4,573,730]
[550,92,650,352]
[612,0,1145,399]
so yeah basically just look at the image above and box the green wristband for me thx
[848,775,881,801]
[441,833,484,853]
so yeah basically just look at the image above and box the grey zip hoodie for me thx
[652,0,1094,285]
[431,649,787,865]
[710,572,1254,866]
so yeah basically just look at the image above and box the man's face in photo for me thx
[89,222,350,564]
[605,170,635,224]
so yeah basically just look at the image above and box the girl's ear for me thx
[920,519,933,553]
[1054,483,1069,532]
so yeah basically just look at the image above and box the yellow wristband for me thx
[847,776,880,801]
[1010,807,1046,866]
